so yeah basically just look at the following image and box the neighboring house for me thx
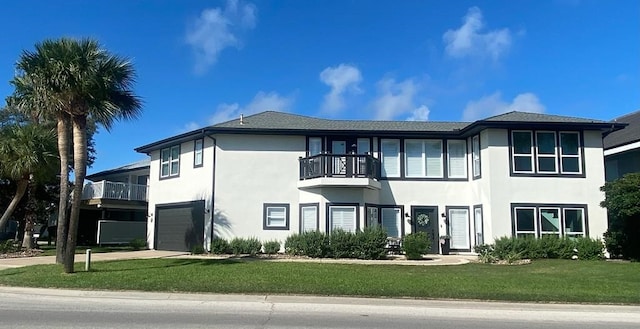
[134,111,624,253]
[79,159,150,245]
[604,110,640,182]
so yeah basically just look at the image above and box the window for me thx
[300,204,318,232]
[366,206,379,227]
[448,207,470,250]
[447,140,467,179]
[194,139,203,167]
[381,207,402,238]
[263,204,290,230]
[404,139,443,178]
[473,206,483,245]
[472,135,481,178]
[381,139,400,177]
[160,145,180,178]
[357,138,371,154]
[328,205,357,233]
[512,131,534,173]
[511,130,583,176]
[514,207,536,238]
[308,137,322,156]
[536,132,557,173]
[560,132,581,174]
[512,204,587,238]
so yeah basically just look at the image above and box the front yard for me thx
[0,258,638,304]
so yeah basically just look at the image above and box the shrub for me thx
[474,244,496,263]
[491,236,604,261]
[129,238,147,251]
[284,233,303,256]
[575,237,604,260]
[329,229,357,258]
[300,231,330,258]
[210,238,230,254]
[229,237,262,256]
[355,226,388,260]
[402,232,430,260]
[263,240,281,255]
[0,239,18,254]
[191,245,205,255]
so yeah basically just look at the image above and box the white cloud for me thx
[319,64,362,114]
[462,92,545,121]
[407,105,430,121]
[208,91,294,124]
[185,0,257,74]
[443,7,512,61]
[371,78,428,121]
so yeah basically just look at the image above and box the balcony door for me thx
[331,140,348,175]
[329,137,371,176]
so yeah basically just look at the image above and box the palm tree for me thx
[12,38,142,272]
[0,124,58,249]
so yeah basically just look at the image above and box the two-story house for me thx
[134,111,624,253]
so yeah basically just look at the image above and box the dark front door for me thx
[412,206,439,254]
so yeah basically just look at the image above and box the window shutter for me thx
[405,141,423,177]
[301,206,317,232]
[381,140,400,177]
[425,141,443,177]
[447,140,466,178]
[330,206,356,233]
[449,209,469,249]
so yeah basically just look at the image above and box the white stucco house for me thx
[132,111,625,253]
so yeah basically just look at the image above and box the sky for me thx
[1,0,638,174]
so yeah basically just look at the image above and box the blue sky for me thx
[1,0,638,174]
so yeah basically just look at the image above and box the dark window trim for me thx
[193,139,204,168]
[378,137,470,181]
[445,205,472,252]
[472,134,482,180]
[473,204,483,246]
[263,203,290,231]
[159,144,181,180]
[325,202,360,233]
[510,203,589,237]
[376,204,406,238]
[509,129,586,178]
[299,203,319,233]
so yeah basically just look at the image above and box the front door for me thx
[412,206,439,254]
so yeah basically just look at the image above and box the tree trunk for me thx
[56,113,71,264]
[63,115,87,273]
[22,179,37,249]
[0,179,29,232]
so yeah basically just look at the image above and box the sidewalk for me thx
[0,250,187,270]
[1,250,476,270]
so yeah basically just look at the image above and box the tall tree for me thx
[0,124,58,248]
[12,38,142,272]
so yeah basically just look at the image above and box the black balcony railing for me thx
[299,154,381,180]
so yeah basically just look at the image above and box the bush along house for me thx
[131,111,625,253]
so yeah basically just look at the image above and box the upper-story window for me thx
[405,139,443,178]
[511,130,582,176]
[194,139,203,168]
[447,140,467,179]
[472,135,481,178]
[160,145,180,178]
[381,139,401,178]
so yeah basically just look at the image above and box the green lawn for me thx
[1,258,638,304]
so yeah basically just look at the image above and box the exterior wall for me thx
[145,127,609,253]
[146,136,215,249]
[212,134,304,244]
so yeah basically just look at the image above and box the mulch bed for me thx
[0,249,44,259]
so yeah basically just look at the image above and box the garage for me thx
[155,200,205,251]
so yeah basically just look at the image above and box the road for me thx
[0,287,638,328]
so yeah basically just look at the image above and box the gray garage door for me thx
[155,200,205,252]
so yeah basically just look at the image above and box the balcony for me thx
[82,180,148,202]
[298,154,381,190]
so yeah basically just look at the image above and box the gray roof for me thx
[212,111,469,132]
[604,110,640,149]
[481,111,608,124]
[136,110,623,153]
[86,158,150,181]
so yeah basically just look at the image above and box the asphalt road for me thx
[0,287,638,329]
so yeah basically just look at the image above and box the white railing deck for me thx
[82,180,148,202]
